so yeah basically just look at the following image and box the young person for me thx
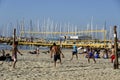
[12,41,23,68]
[87,48,96,63]
[70,42,78,61]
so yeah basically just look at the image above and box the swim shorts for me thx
[54,54,60,61]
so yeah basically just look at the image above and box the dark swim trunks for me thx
[72,51,77,55]
[54,54,61,61]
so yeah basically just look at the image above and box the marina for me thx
[0,18,117,48]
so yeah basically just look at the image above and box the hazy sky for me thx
[0,0,120,29]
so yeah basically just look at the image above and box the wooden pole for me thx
[113,26,119,69]
[13,28,16,48]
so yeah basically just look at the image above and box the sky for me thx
[0,0,120,29]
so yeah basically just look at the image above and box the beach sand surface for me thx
[0,49,120,80]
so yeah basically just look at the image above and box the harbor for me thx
[0,18,118,48]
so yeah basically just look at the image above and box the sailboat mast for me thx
[91,16,93,39]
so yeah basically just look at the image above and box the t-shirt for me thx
[73,45,77,53]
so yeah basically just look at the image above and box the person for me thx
[70,42,78,61]
[94,48,100,58]
[12,41,23,68]
[50,43,64,67]
[36,47,40,56]
[5,53,13,62]
[0,49,6,61]
[110,45,115,63]
[102,49,109,59]
[87,48,96,63]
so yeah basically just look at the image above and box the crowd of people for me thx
[0,41,117,68]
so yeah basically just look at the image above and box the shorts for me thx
[88,52,94,58]
[72,51,77,55]
[54,54,61,62]
[111,55,115,60]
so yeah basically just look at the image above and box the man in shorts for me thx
[70,42,78,61]
[50,43,64,67]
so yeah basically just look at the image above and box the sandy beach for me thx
[0,49,120,80]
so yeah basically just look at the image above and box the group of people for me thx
[66,42,96,63]
[28,47,40,55]
[67,42,116,64]
[0,41,23,69]
[0,49,13,62]
[50,42,97,67]
[0,41,117,68]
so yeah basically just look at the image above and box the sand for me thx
[0,49,120,80]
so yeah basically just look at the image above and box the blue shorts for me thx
[88,52,94,58]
